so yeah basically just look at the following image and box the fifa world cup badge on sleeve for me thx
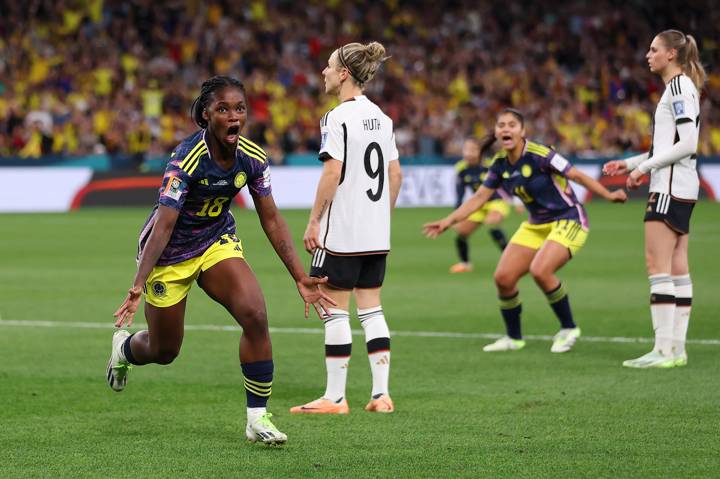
[320,131,328,149]
[164,176,184,201]
[673,101,685,116]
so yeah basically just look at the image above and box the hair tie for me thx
[338,46,363,85]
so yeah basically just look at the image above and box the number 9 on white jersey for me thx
[318,95,399,254]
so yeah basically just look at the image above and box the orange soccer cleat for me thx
[290,398,350,414]
[449,262,473,273]
[364,394,394,413]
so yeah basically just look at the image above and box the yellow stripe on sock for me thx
[499,296,521,310]
[244,381,272,397]
[243,376,272,388]
[546,284,567,304]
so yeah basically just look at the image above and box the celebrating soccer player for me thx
[108,76,335,445]
[604,30,705,369]
[425,108,626,353]
[449,137,519,274]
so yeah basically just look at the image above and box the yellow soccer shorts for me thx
[144,233,244,308]
[468,199,511,223]
[509,220,588,257]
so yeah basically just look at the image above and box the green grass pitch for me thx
[1,202,719,477]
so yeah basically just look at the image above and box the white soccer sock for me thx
[323,308,352,402]
[649,274,675,356]
[247,407,267,422]
[359,306,391,398]
[672,275,692,356]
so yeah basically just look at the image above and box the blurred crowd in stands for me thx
[1,0,718,164]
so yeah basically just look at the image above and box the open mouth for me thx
[225,125,240,142]
[501,135,513,146]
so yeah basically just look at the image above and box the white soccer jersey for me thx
[317,95,399,254]
[647,74,700,199]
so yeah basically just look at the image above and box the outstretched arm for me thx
[603,152,648,176]
[253,193,336,318]
[423,185,495,238]
[566,167,627,202]
[114,205,179,327]
[626,121,698,188]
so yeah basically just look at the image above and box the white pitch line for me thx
[1,319,719,346]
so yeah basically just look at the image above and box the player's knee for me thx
[494,269,517,290]
[529,262,549,282]
[645,250,664,274]
[155,346,180,365]
[238,306,269,336]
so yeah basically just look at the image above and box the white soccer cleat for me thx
[483,336,526,352]
[674,352,688,367]
[551,327,581,353]
[107,330,132,392]
[622,350,676,369]
[246,412,287,445]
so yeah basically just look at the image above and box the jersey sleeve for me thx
[482,160,503,190]
[247,159,272,197]
[545,151,572,176]
[319,111,345,162]
[455,172,466,208]
[389,132,400,162]
[668,76,698,126]
[158,150,193,211]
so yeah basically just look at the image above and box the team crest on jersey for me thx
[234,172,247,188]
[151,281,167,297]
[163,176,184,201]
[673,101,685,116]
[521,164,533,178]
[502,171,510,179]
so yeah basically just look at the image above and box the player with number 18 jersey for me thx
[137,130,271,268]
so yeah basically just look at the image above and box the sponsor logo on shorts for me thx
[151,281,167,297]
[234,172,247,188]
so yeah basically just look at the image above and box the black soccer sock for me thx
[499,292,522,339]
[122,333,139,365]
[545,283,576,329]
[456,236,469,263]
[489,228,508,251]
[241,360,273,408]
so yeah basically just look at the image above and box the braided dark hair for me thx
[479,108,526,155]
[190,76,247,128]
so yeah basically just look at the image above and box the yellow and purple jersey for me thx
[138,130,271,266]
[483,141,588,228]
[455,156,511,208]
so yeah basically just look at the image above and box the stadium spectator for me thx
[0,1,717,161]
